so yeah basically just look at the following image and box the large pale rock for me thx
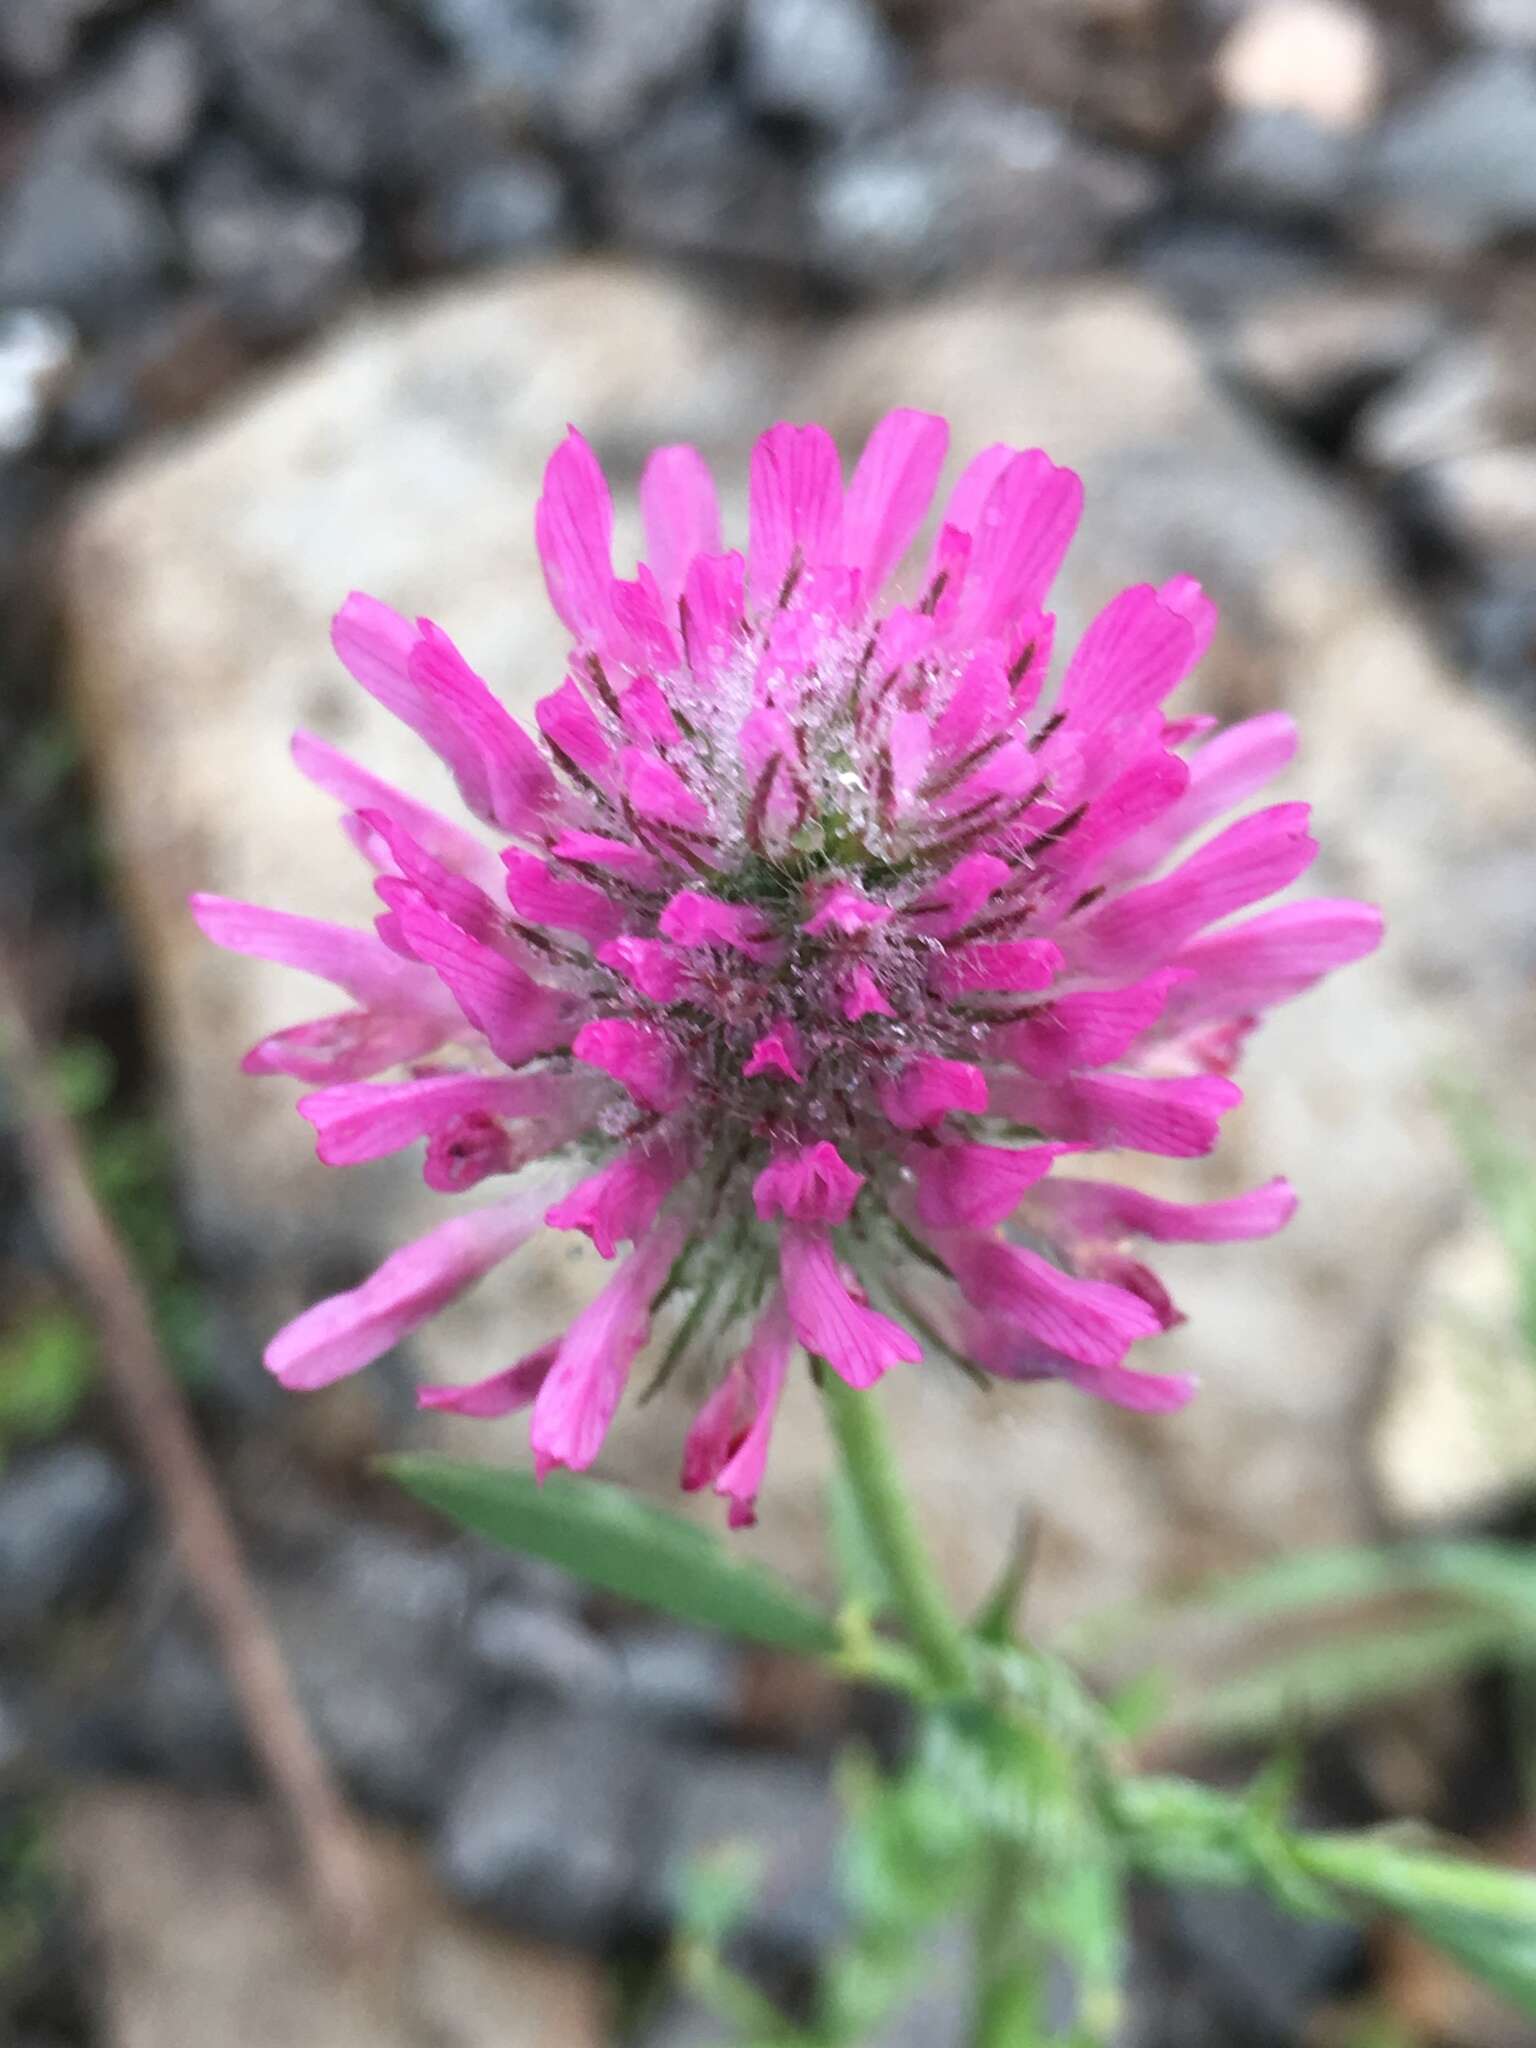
[54,1782,605,2048]
[64,262,1536,1632]
[1372,1212,1536,1527]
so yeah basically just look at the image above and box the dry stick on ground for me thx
[0,941,379,1956]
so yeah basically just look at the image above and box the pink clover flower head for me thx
[194,411,1382,1521]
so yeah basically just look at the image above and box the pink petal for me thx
[545,1142,685,1258]
[241,1009,452,1083]
[748,421,844,608]
[1102,711,1298,884]
[418,1341,560,1418]
[190,894,443,1012]
[503,848,624,945]
[535,427,617,647]
[779,1225,920,1388]
[598,935,693,1004]
[619,672,683,750]
[407,620,559,832]
[622,750,713,835]
[933,938,1062,997]
[944,1235,1162,1368]
[754,1141,864,1225]
[1159,898,1384,1027]
[974,1311,1198,1412]
[422,1113,519,1193]
[390,893,569,1067]
[842,408,948,595]
[331,596,559,836]
[610,570,680,671]
[930,651,1011,762]
[841,963,896,1021]
[329,590,419,721]
[1056,584,1202,732]
[994,969,1180,1079]
[879,1055,988,1131]
[802,881,893,937]
[1157,574,1218,663]
[912,1141,1074,1231]
[743,1022,806,1084]
[1061,1358,1198,1413]
[1049,752,1191,884]
[660,889,775,954]
[536,677,615,783]
[362,809,502,942]
[681,1293,793,1528]
[530,1215,687,1474]
[952,449,1083,641]
[297,1071,577,1166]
[679,550,747,680]
[572,1017,691,1112]
[908,852,1011,937]
[641,444,722,605]
[291,731,499,889]
[931,442,1012,555]
[887,708,932,805]
[551,829,665,890]
[992,1070,1242,1158]
[266,1194,550,1391]
[1070,803,1319,979]
[1030,1175,1297,1245]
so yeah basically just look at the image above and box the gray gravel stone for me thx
[414,156,569,269]
[414,0,730,143]
[409,0,570,115]
[0,153,173,325]
[1360,53,1536,252]
[0,1444,136,1633]
[1167,1884,1365,2040]
[96,1524,479,1816]
[555,0,732,145]
[1200,108,1359,219]
[0,0,121,84]
[75,21,204,170]
[178,140,364,342]
[811,90,1158,292]
[739,0,905,132]
[189,0,443,189]
[436,1705,655,1945]
[615,1627,740,1732]
[1220,281,1444,432]
[641,1747,840,1959]
[604,96,806,270]
[1460,580,1536,703]
[469,1597,623,1701]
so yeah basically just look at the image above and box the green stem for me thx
[818,1366,971,1695]
[971,1842,1043,2048]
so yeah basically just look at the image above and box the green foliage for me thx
[0,1038,210,1464]
[384,1455,841,1656]
[0,1308,95,1455]
[1091,1538,1536,1749]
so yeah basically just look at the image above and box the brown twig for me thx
[0,938,379,1955]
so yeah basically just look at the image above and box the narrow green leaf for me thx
[385,1454,839,1655]
[1298,1832,1536,2015]
[1397,1908,1536,2016]
[971,1514,1036,1648]
[1412,1542,1536,1630]
[1170,1610,1515,1742]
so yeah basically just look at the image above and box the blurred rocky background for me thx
[6,2,1536,2043]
